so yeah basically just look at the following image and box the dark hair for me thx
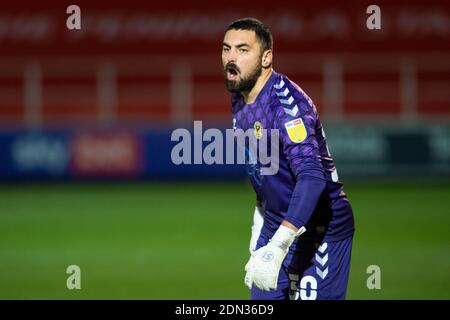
[225,18,273,53]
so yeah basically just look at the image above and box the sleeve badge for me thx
[284,118,307,143]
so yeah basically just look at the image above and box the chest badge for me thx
[254,121,263,140]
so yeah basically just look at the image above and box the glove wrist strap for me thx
[271,225,306,251]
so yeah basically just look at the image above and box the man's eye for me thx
[240,49,248,53]
[223,47,230,52]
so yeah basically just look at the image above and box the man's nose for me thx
[227,49,237,63]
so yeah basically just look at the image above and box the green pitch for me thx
[0,181,449,299]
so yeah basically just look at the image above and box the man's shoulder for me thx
[269,71,317,118]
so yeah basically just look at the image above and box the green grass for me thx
[0,181,449,299]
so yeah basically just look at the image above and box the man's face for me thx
[222,29,263,93]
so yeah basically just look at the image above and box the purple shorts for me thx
[251,236,353,300]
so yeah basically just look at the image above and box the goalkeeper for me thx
[222,18,355,300]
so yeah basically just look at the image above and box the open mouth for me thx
[226,65,239,81]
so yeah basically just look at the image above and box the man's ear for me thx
[261,49,273,68]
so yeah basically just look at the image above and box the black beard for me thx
[225,63,262,93]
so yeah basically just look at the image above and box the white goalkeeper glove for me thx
[244,206,264,289]
[245,224,306,291]
[249,206,264,254]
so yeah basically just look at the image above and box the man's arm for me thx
[278,87,326,231]
[246,82,326,290]
[281,176,326,232]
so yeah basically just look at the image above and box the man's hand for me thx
[245,224,306,291]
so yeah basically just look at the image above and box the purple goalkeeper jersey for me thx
[231,70,354,244]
